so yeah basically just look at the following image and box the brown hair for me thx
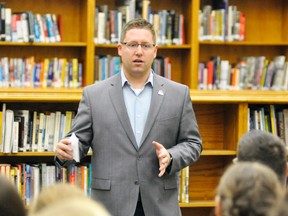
[217,162,284,216]
[120,18,156,44]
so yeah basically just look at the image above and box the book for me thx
[14,110,30,151]
[283,109,288,147]
[3,109,14,153]
[0,3,6,41]
[5,8,12,41]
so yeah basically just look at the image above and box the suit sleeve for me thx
[167,86,202,174]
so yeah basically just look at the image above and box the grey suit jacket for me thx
[66,73,202,216]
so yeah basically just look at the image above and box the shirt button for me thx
[134,181,139,185]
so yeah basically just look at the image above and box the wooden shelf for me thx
[180,200,215,208]
[200,41,288,46]
[201,150,236,156]
[190,90,288,103]
[0,88,82,102]
[0,42,87,47]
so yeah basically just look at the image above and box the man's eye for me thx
[130,43,138,47]
[143,44,150,48]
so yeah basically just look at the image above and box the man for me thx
[55,18,202,216]
[236,129,287,186]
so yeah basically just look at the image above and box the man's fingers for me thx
[152,141,163,151]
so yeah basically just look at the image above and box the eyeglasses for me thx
[121,42,155,51]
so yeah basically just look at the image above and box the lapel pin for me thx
[158,90,164,96]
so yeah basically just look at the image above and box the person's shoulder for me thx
[154,74,188,90]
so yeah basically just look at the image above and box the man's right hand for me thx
[55,139,73,161]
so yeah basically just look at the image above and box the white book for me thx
[5,8,12,41]
[97,12,106,44]
[12,121,19,153]
[219,60,230,90]
[20,12,29,42]
[40,163,48,188]
[3,109,14,153]
[31,165,40,202]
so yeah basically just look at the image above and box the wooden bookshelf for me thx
[1,0,288,215]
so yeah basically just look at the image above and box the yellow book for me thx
[64,111,73,135]
[72,58,78,88]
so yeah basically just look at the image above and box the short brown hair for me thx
[120,18,156,44]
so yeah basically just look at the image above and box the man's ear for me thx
[215,195,222,216]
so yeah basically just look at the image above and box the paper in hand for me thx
[69,133,80,162]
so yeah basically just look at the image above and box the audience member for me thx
[0,175,27,216]
[29,183,86,213]
[236,129,287,186]
[29,183,110,216]
[29,197,111,216]
[215,162,284,216]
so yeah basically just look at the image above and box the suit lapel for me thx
[140,76,165,146]
[108,75,138,150]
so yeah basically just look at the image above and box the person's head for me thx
[0,175,26,216]
[118,18,158,78]
[29,183,88,214]
[215,162,284,216]
[29,197,111,216]
[236,130,287,185]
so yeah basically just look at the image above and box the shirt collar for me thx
[121,69,154,87]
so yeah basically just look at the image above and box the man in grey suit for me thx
[55,18,202,216]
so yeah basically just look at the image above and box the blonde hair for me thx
[29,197,111,216]
[30,183,90,214]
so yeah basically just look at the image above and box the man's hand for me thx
[55,138,73,161]
[152,141,172,177]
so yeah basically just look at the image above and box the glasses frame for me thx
[121,42,156,50]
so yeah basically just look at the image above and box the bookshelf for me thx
[1,0,288,215]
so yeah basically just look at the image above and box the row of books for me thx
[248,105,288,147]
[0,103,75,153]
[0,3,61,43]
[94,55,172,82]
[178,166,189,203]
[199,2,245,41]
[0,163,92,206]
[94,55,121,82]
[95,2,185,45]
[0,57,83,88]
[198,55,288,90]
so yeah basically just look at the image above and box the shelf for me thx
[200,41,288,46]
[0,88,83,102]
[201,150,236,156]
[1,89,287,103]
[0,152,55,157]
[180,200,215,208]
[0,42,87,47]
[190,90,288,103]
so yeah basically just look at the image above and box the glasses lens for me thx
[125,42,154,50]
